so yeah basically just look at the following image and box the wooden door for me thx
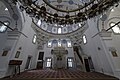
[84,59,90,72]
[25,56,32,69]
[37,62,43,69]
[37,52,44,69]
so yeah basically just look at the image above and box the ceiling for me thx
[37,0,90,16]
[33,0,90,9]
[0,0,89,47]
[32,21,88,47]
[1,0,119,48]
[33,18,86,34]
[30,0,91,47]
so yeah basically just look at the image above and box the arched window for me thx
[0,21,9,33]
[110,22,120,34]
[67,41,72,47]
[67,58,73,68]
[83,35,87,44]
[37,20,41,26]
[46,58,52,67]
[58,40,61,47]
[47,41,52,47]
[58,28,62,34]
[32,34,37,44]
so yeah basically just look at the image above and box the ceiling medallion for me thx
[15,0,119,25]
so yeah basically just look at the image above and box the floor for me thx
[2,69,119,80]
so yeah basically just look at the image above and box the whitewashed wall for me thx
[101,5,120,78]
[5,16,38,77]
[0,32,8,78]
[0,1,38,77]
[0,1,16,77]
[81,18,115,77]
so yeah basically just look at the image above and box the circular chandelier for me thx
[16,0,119,25]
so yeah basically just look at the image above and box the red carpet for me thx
[2,69,118,80]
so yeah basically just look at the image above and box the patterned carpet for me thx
[2,69,118,80]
